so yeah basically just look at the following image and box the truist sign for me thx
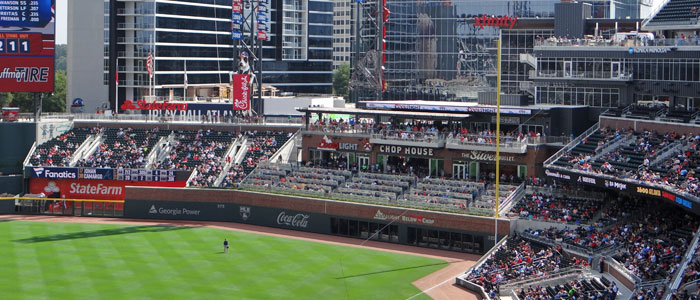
[277,211,309,228]
[474,14,518,29]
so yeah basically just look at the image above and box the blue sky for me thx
[56,0,66,44]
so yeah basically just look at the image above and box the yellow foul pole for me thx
[494,38,502,243]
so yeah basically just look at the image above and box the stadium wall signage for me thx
[379,145,434,156]
[373,210,435,225]
[474,14,518,29]
[545,167,698,214]
[120,100,188,111]
[461,151,516,162]
[29,178,186,200]
[29,167,79,179]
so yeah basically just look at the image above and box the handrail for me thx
[499,181,526,216]
[499,267,584,290]
[607,256,642,285]
[664,226,700,300]
[641,0,672,28]
[544,122,600,166]
[144,136,168,168]
[214,137,242,187]
[269,131,298,163]
[22,142,37,167]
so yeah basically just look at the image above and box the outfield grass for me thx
[0,221,445,300]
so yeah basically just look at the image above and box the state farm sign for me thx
[29,178,186,200]
[120,100,188,111]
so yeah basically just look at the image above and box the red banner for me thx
[233,73,250,110]
[0,56,55,92]
[29,178,187,200]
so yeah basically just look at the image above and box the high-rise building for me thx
[70,0,334,112]
[332,0,352,69]
[66,0,109,114]
[351,0,655,102]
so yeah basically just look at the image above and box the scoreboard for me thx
[0,0,55,92]
[116,169,178,182]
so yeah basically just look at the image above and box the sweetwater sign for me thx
[460,151,516,162]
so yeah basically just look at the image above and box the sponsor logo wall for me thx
[29,178,186,200]
[545,168,699,214]
[27,166,190,182]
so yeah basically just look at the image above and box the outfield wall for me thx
[124,187,510,254]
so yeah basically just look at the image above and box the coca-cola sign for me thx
[276,211,309,228]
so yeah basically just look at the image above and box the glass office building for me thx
[353,0,655,102]
[105,0,333,105]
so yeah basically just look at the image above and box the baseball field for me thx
[0,220,446,299]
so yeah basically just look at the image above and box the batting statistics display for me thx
[0,0,55,92]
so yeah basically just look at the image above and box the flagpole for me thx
[149,36,153,101]
[115,58,119,115]
[183,60,187,101]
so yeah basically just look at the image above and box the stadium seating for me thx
[29,127,95,166]
[510,192,604,223]
[465,235,584,296]
[76,127,169,169]
[647,0,700,27]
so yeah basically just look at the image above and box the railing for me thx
[535,38,700,48]
[499,181,525,216]
[22,142,37,167]
[40,113,304,125]
[499,267,584,292]
[214,137,243,187]
[606,256,642,285]
[371,130,443,144]
[664,227,700,300]
[305,123,374,135]
[268,131,299,163]
[520,231,593,256]
[446,134,527,153]
[526,136,571,145]
[533,70,634,81]
[543,122,600,166]
[456,235,509,300]
[641,0,672,27]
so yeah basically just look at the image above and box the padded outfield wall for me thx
[124,187,510,254]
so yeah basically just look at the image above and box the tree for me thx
[0,44,67,112]
[0,70,66,113]
[333,64,350,101]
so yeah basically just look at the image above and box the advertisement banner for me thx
[125,200,236,222]
[233,74,250,110]
[80,168,115,180]
[545,167,699,214]
[256,0,270,40]
[0,0,55,92]
[29,178,187,200]
[231,0,243,40]
[29,166,79,179]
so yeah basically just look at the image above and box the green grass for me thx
[0,221,445,300]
